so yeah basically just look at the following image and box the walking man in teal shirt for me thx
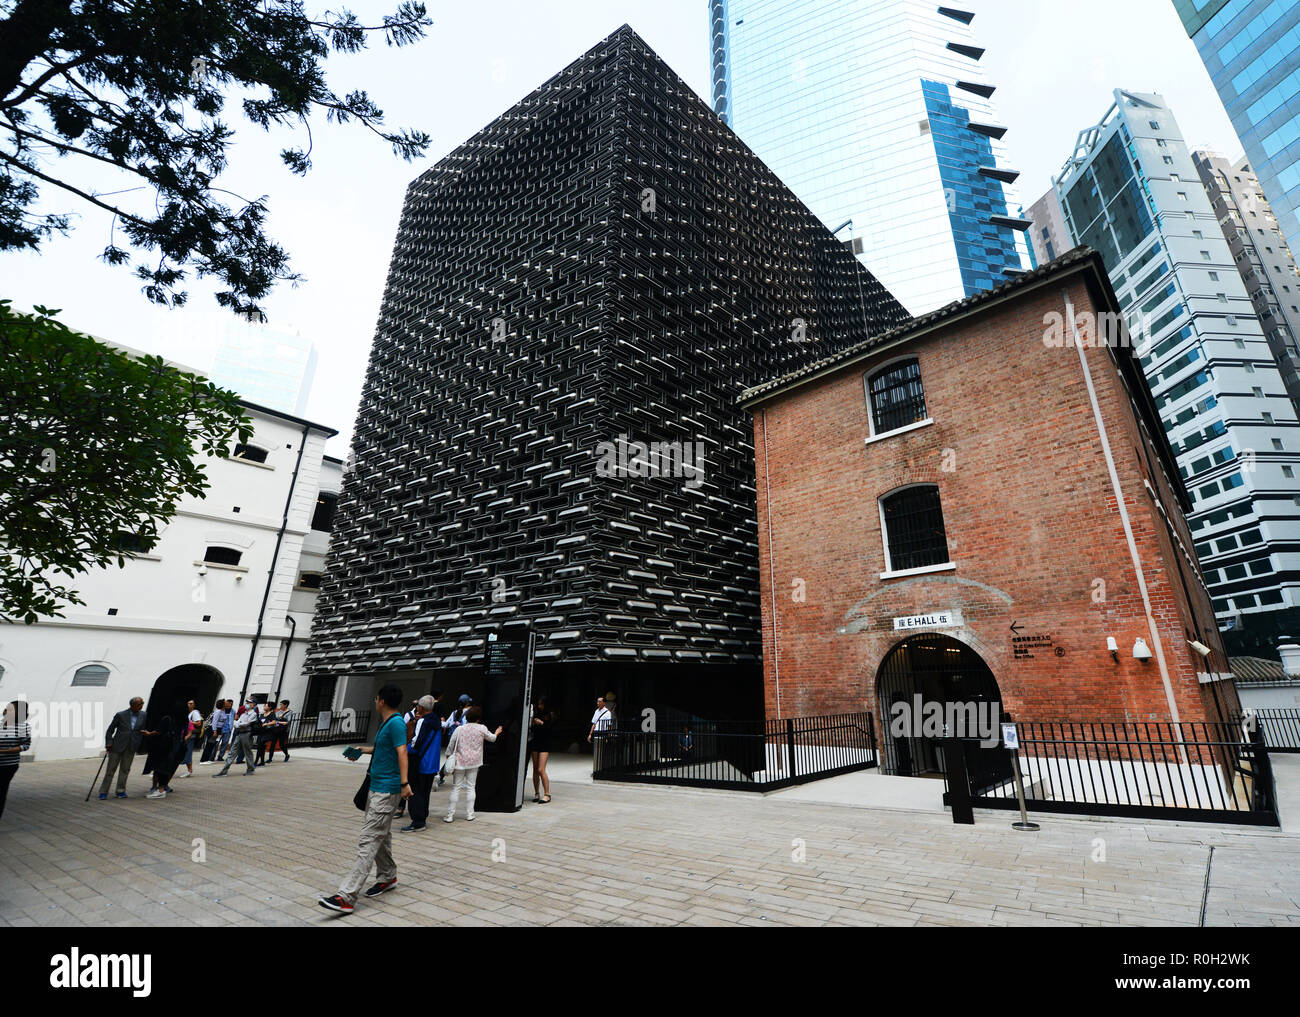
[319,683,412,914]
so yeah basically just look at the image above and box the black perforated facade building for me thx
[304,25,908,731]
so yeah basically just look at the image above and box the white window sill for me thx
[120,553,162,562]
[231,456,275,470]
[194,560,249,574]
[879,562,956,581]
[865,418,934,447]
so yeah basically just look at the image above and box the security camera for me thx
[1188,639,1211,658]
[197,563,208,577]
[1106,636,1119,661]
[1133,638,1153,662]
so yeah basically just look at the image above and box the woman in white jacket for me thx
[443,706,503,823]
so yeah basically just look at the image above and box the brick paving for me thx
[0,756,1297,927]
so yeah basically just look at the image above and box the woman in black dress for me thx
[529,696,553,804]
[144,715,183,799]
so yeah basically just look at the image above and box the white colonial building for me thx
[0,344,343,760]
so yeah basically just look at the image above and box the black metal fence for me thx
[1246,707,1300,752]
[285,710,371,748]
[592,712,877,791]
[941,721,1277,826]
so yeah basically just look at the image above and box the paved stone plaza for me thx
[1,754,1298,927]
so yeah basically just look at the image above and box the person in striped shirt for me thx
[1,700,33,821]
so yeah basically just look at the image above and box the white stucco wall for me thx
[0,407,339,760]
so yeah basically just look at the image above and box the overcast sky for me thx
[2,0,1243,455]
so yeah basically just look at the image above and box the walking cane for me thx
[85,749,108,802]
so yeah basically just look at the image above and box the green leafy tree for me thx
[0,300,254,622]
[0,0,432,314]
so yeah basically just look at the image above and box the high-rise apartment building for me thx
[1193,149,1300,415]
[709,0,1029,315]
[1174,0,1300,248]
[1054,90,1300,623]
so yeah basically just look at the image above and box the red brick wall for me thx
[752,272,1236,728]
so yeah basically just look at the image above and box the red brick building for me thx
[740,249,1240,771]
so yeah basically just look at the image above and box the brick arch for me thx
[875,633,1003,778]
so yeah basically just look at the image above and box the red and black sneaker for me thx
[363,878,397,898]
[317,894,354,914]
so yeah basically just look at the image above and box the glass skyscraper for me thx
[1054,89,1300,622]
[709,0,1030,315]
[1174,0,1300,249]
[207,316,318,417]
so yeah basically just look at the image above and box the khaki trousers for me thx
[338,790,401,904]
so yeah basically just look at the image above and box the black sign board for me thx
[474,632,534,813]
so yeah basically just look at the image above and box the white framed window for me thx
[203,546,243,567]
[879,484,952,578]
[864,358,931,440]
[232,442,269,464]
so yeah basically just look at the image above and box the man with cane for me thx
[95,697,150,800]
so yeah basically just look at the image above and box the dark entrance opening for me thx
[146,664,224,733]
[876,634,1003,779]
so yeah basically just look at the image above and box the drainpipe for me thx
[274,613,297,703]
[1064,290,1185,750]
[762,408,781,717]
[238,422,310,705]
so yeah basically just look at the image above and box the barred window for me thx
[867,359,928,435]
[881,485,949,573]
[72,664,110,687]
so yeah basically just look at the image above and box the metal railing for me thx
[941,721,1277,826]
[1246,708,1300,752]
[593,712,877,791]
[284,710,371,748]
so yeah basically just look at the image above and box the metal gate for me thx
[876,634,1006,785]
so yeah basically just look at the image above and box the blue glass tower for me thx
[1174,0,1300,247]
[710,0,1030,314]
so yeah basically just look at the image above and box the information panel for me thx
[474,632,535,813]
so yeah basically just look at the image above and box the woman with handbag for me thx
[181,699,203,777]
[442,706,503,823]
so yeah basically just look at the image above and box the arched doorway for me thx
[146,664,225,733]
[876,634,1002,777]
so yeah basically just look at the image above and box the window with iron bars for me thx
[867,359,928,435]
[881,485,949,572]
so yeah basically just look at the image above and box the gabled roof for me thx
[738,245,1192,514]
[739,245,1100,407]
[1230,656,1295,683]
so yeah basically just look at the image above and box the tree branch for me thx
[0,150,149,227]
[0,51,103,110]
